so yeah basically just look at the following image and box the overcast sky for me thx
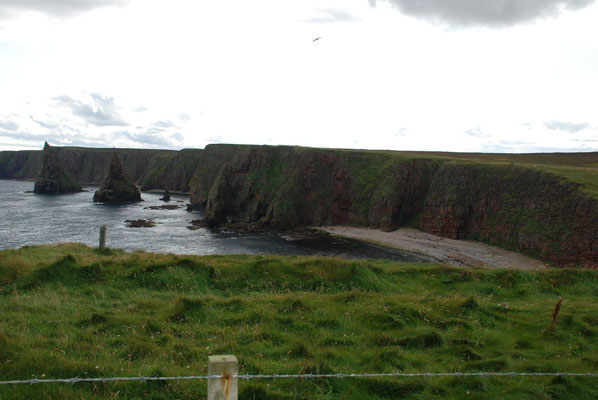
[1,0,597,153]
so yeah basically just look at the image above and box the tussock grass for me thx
[1,244,598,399]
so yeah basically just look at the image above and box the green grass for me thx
[291,146,598,201]
[1,244,598,399]
[393,150,598,201]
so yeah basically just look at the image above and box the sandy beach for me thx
[321,226,548,270]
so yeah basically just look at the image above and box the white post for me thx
[99,225,107,250]
[208,355,238,400]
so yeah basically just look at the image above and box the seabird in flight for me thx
[313,37,321,42]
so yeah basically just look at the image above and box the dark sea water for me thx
[0,180,432,262]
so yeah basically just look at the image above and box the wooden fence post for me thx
[99,225,107,250]
[208,355,238,400]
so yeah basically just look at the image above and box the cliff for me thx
[191,145,441,230]
[189,145,598,267]
[34,142,82,194]
[0,150,42,180]
[419,163,598,267]
[0,146,200,192]
[2,143,598,267]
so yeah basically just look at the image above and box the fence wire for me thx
[2,371,598,385]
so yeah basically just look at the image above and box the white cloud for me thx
[0,0,597,153]
[544,120,590,133]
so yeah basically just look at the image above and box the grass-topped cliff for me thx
[2,144,597,266]
[189,145,598,267]
[1,244,598,399]
[0,146,200,192]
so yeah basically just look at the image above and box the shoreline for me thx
[319,226,548,270]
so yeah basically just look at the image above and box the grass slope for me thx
[1,244,598,399]
[394,150,598,200]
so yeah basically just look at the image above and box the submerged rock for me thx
[125,219,155,228]
[145,204,181,210]
[93,152,142,203]
[34,142,83,194]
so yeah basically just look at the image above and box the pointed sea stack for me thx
[34,142,83,194]
[93,152,142,203]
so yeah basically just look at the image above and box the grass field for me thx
[1,244,598,399]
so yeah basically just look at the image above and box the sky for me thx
[1,0,597,153]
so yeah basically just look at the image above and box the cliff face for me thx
[0,150,42,180]
[0,147,199,192]
[140,149,204,192]
[2,144,598,267]
[189,145,598,267]
[420,163,598,267]
[34,143,82,194]
[191,145,441,230]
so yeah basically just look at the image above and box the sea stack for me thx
[160,189,171,201]
[34,142,83,194]
[93,152,142,203]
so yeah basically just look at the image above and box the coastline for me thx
[320,226,548,270]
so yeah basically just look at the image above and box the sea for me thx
[0,179,432,262]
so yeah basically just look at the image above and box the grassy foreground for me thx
[1,244,598,399]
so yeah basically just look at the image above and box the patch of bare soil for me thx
[320,226,547,270]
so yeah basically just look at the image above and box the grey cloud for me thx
[0,131,106,149]
[0,129,48,143]
[53,93,128,127]
[0,0,127,19]
[572,138,598,142]
[0,119,18,131]
[368,0,595,27]
[30,115,61,130]
[544,120,590,133]
[171,132,184,142]
[153,120,176,128]
[304,8,361,23]
[394,127,408,137]
[208,136,223,143]
[464,127,488,138]
[179,112,191,122]
[0,129,99,147]
[481,142,595,153]
[118,129,182,148]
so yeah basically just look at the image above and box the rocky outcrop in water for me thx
[0,145,201,192]
[125,219,155,227]
[93,152,142,203]
[160,190,171,201]
[34,142,82,194]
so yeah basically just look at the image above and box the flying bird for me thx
[313,37,321,42]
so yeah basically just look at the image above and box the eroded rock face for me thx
[188,145,598,267]
[190,145,441,230]
[34,142,83,194]
[419,164,598,267]
[93,152,142,203]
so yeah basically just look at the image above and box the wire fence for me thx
[2,371,598,386]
